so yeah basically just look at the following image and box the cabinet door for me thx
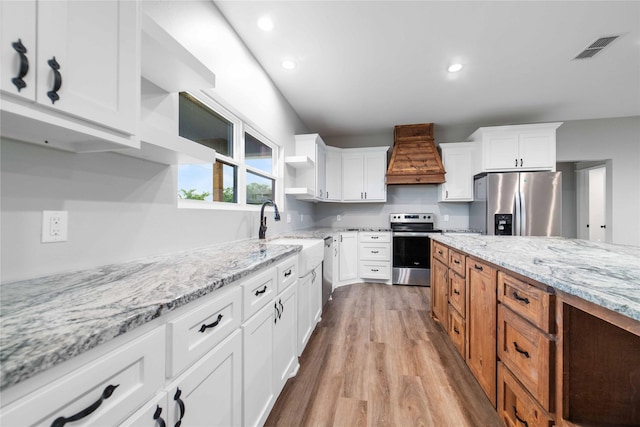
[316,143,326,199]
[120,393,169,427]
[363,151,387,200]
[342,153,364,200]
[338,232,358,282]
[484,133,519,170]
[518,132,554,170]
[297,272,312,356]
[325,149,342,201]
[310,265,323,324]
[273,283,298,395]
[165,330,242,427]
[430,258,448,322]
[36,0,138,134]
[467,259,498,407]
[243,304,275,427]
[0,0,36,101]
[440,145,473,201]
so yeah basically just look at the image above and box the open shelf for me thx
[284,187,315,199]
[285,156,314,169]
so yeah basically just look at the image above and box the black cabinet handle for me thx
[50,384,119,427]
[371,250,379,254]
[47,56,62,104]
[255,285,267,296]
[513,406,529,427]
[474,264,483,271]
[437,250,443,255]
[279,299,284,319]
[453,289,460,295]
[284,269,292,278]
[11,39,29,92]
[513,341,530,358]
[371,236,379,239]
[198,313,223,333]
[274,302,280,324]
[515,158,518,167]
[512,291,530,305]
[371,268,379,272]
[600,225,606,229]
[173,388,186,427]
[453,260,460,265]
[153,405,166,427]
[520,158,523,167]
[453,326,460,334]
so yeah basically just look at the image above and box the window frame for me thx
[177,91,282,211]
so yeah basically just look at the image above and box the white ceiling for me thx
[214,1,640,139]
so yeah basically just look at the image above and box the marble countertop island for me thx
[430,235,640,322]
[0,239,302,390]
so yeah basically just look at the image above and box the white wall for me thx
[0,1,312,283]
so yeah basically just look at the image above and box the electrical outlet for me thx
[337,214,341,221]
[443,214,450,222]
[286,214,291,224]
[42,210,68,243]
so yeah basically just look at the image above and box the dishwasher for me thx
[322,236,335,307]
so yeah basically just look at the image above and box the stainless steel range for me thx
[390,213,442,286]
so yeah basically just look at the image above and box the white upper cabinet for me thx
[325,147,342,201]
[342,147,388,202]
[438,142,475,202]
[285,133,326,200]
[0,0,140,152]
[470,123,562,172]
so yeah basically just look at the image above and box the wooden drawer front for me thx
[433,241,449,265]
[167,285,241,377]
[448,250,466,277]
[498,363,554,427]
[467,257,493,281]
[447,305,465,357]
[448,272,466,316]
[242,267,277,321]
[359,261,391,280]
[358,232,390,243]
[1,328,165,427]
[358,242,390,261]
[498,305,553,411]
[498,271,554,333]
[277,256,298,293]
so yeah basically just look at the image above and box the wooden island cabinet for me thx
[430,238,640,427]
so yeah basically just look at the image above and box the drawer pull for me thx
[284,269,292,278]
[474,264,483,271]
[371,236,379,239]
[153,405,166,427]
[453,289,460,295]
[279,299,284,319]
[371,268,379,272]
[274,302,280,324]
[437,250,443,255]
[11,39,29,92]
[512,291,530,305]
[453,326,460,334]
[255,285,267,296]
[513,341,530,358]
[371,250,379,254]
[199,313,223,333]
[453,259,461,265]
[513,406,529,427]
[47,56,62,104]
[174,388,186,427]
[51,384,119,427]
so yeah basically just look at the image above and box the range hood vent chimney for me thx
[386,123,446,185]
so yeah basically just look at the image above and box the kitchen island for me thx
[429,234,640,427]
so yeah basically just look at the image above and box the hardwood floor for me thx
[265,283,502,427]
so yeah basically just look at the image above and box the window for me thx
[177,92,279,209]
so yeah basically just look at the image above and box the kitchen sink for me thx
[269,238,324,276]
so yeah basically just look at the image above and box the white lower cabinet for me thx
[297,269,312,356]
[311,265,323,324]
[0,328,165,427]
[243,302,275,427]
[273,282,298,395]
[120,392,169,427]
[338,232,358,283]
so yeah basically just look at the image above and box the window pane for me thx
[246,171,274,205]
[245,133,273,174]
[178,164,213,201]
[214,161,237,203]
[179,92,233,157]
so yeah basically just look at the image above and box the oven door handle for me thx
[392,232,440,237]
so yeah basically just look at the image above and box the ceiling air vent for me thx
[574,35,620,60]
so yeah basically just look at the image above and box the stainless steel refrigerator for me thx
[469,172,562,236]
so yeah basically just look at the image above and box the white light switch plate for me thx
[42,210,68,243]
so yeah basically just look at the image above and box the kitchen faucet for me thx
[259,199,281,240]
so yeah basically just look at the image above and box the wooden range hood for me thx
[386,123,446,185]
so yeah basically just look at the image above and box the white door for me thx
[484,133,519,170]
[310,265,323,324]
[1,0,36,101]
[363,151,387,200]
[339,232,358,282]
[588,167,607,242]
[273,283,297,395]
[316,143,326,198]
[342,153,364,200]
[297,272,312,356]
[518,132,554,170]
[164,331,242,427]
[36,0,138,134]
[325,149,342,201]
[441,146,473,200]
[120,393,168,427]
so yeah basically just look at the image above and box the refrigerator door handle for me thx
[514,190,521,236]
[519,191,526,236]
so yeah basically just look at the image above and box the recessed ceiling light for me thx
[282,60,297,70]
[257,15,274,31]
[448,63,463,73]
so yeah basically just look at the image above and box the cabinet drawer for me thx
[167,285,241,377]
[448,272,466,316]
[498,362,554,427]
[242,267,277,321]
[1,328,165,427]
[359,261,391,280]
[276,256,297,293]
[467,257,493,281]
[433,241,449,265]
[448,250,466,277]
[358,232,390,243]
[498,305,553,411]
[498,271,554,333]
[447,305,465,358]
[358,242,390,261]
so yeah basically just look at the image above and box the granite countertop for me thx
[430,235,640,322]
[0,239,302,390]
[275,227,391,240]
